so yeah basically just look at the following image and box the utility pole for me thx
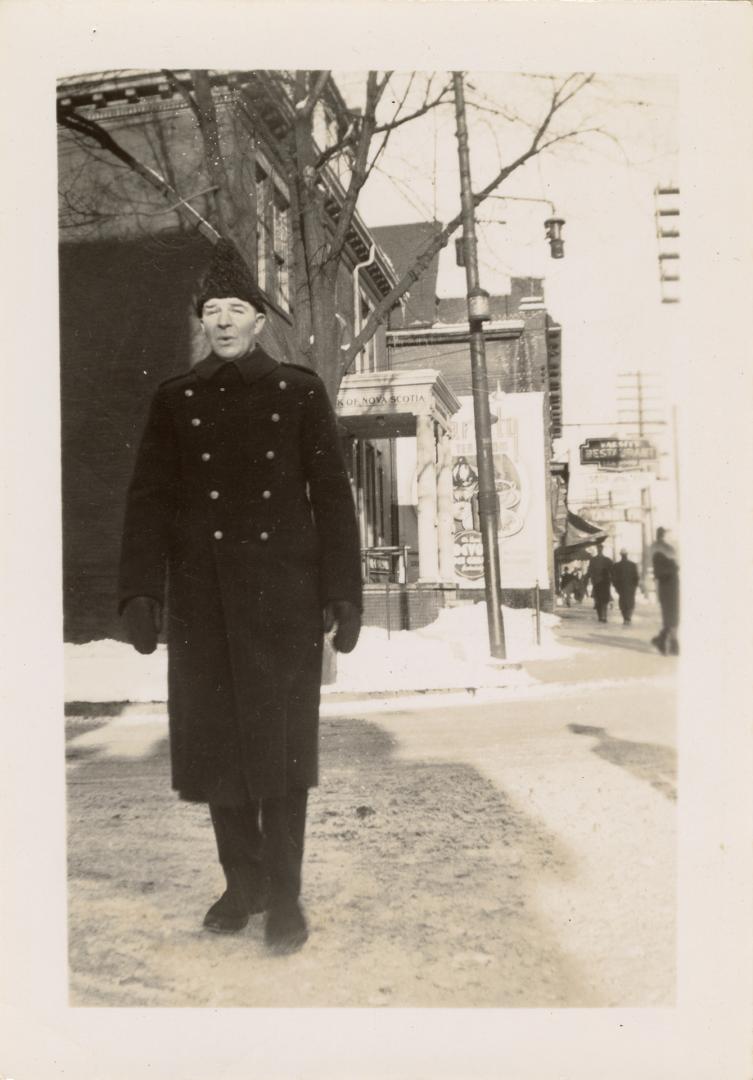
[617,370,665,441]
[452,71,506,658]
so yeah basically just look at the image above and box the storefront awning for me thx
[555,510,608,560]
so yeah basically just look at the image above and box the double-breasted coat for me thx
[119,345,362,804]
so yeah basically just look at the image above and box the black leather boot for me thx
[264,896,309,954]
[203,864,270,934]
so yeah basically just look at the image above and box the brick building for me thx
[57,70,400,641]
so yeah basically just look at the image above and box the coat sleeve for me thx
[301,378,363,610]
[118,387,179,613]
[652,550,675,582]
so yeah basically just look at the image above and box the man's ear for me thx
[256,312,266,330]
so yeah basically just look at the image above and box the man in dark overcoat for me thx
[650,527,680,655]
[585,542,614,623]
[119,241,362,953]
[611,548,640,625]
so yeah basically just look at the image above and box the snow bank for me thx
[332,603,570,693]
[65,602,572,703]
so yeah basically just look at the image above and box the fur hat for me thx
[195,239,266,317]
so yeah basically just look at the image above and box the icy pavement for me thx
[64,602,575,703]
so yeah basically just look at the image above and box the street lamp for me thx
[485,195,567,260]
[544,216,566,259]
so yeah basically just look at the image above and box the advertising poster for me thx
[452,391,551,589]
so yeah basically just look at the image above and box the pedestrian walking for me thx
[118,240,362,954]
[650,527,680,655]
[559,567,574,606]
[585,542,613,623]
[611,549,640,625]
[572,569,586,604]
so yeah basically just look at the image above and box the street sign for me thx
[580,437,657,467]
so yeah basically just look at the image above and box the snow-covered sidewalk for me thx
[64,602,575,703]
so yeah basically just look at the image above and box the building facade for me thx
[57,75,566,640]
[57,70,402,641]
[372,225,564,615]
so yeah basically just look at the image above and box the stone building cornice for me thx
[387,318,525,348]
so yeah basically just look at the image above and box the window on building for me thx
[255,161,291,313]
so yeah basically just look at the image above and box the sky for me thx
[336,71,680,519]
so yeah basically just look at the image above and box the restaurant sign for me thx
[579,438,657,467]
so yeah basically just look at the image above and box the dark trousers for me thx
[592,582,611,622]
[209,789,309,903]
[617,590,636,622]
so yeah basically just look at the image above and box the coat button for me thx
[213,530,223,540]
[271,413,280,422]
[260,532,269,541]
[266,450,275,460]
[219,387,226,392]
[279,380,287,390]
[201,452,211,462]
[209,490,220,500]
[184,388,194,397]
[191,418,201,427]
[262,490,271,499]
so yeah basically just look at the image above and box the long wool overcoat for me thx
[119,345,362,804]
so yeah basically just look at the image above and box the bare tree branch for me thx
[552,73,595,113]
[327,71,383,260]
[295,70,332,120]
[341,73,597,373]
[187,69,235,235]
[57,104,221,242]
[142,185,220,216]
[161,68,201,124]
[313,74,451,173]
[359,74,418,187]
[373,80,453,134]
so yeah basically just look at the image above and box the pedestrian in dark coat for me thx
[611,549,640,625]
[650,527,679,655]
[119,241,362,953]
[559,568,574,606]
[585,542,614,623]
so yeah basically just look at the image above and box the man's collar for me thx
[194,345,279,385]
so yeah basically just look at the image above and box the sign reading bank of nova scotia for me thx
[336,389,427,411]
[579,437,657,466]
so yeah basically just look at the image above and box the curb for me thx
[65,669,531,721]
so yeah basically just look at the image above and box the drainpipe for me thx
[353,243,376,370]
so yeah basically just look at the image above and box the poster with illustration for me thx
[451,392,551,589]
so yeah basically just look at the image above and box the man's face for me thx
[201,297,265,360]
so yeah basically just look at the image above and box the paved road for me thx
[66,601,676,1007]
[370,602,678,1006]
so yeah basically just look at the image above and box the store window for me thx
[255,162,291,313]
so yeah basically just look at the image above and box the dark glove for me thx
[122,596,162,655]
[323,600,361,654]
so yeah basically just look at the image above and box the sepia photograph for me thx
[58,63,681,1008]
[2,1,752,1077]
